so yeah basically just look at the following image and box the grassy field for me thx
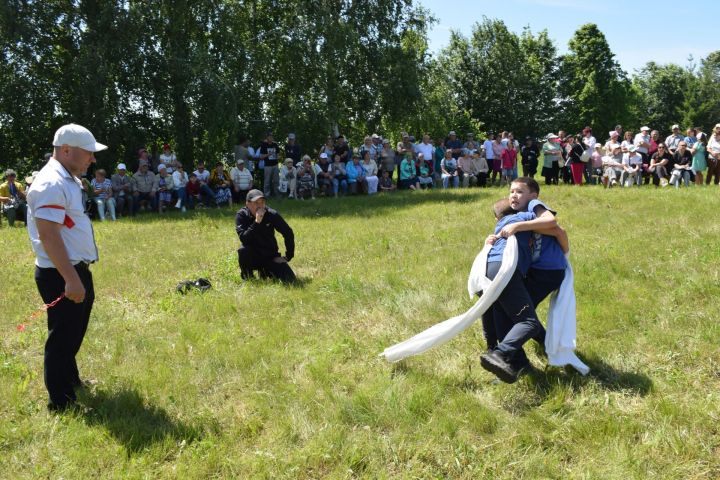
[1,185,719,479]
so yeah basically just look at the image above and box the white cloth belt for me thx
[380,236,589,375]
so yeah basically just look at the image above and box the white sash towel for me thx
[380,237,589,375]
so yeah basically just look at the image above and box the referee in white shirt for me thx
[26,123,107,411]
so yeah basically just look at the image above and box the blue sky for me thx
[420,0,718,74]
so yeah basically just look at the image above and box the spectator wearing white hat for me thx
[25,123,107,411]
[620,145,643,187]
[153,163,175,213]
[633,126,651,163]
[111,163,133,217]
[541,133,562,185]
[665,124,684,154]
[315,153,333,196]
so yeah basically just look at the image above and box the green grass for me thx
[1,185,720,479]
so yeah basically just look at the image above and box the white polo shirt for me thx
[26,158,98,268]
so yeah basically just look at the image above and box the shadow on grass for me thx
[523,351,653,399]
[111,189,488,224]
[79,387,203,453]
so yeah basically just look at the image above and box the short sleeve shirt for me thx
[26,158,98,268]
[526,199,566,270]
[488,211,535,274]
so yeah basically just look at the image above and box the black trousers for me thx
[525,267,566,345]
[35,263,94,407]
[238,247,296,283]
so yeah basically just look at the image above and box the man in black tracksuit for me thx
[235,189,296,283]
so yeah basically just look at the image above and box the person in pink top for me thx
[500,143,517,186]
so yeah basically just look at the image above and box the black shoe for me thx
[480,350,519,384]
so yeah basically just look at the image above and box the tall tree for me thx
[558,23,634,135]
[632,62,696,137]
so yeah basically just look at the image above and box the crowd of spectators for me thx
[2,123,719,224]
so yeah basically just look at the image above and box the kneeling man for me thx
[235,189,296,283]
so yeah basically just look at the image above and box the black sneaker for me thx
[480,350,519,384]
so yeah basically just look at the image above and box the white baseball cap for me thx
[117,163,127,170]
[640,126,650,131]
[671,124,680,130]
[52,123,107,152]
[319,152,328,159]
[157,163,166,170]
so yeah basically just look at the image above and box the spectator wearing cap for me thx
[445,130,463,160]
[0,168,27,226]
[316,153,333,196]
[235,189,296,283]
[669,140,693,188]
[705,124,720,185]
[230,158,253,204]
[541,134,562,185]
[172,163,189,212]
[131,161,156,212]
[259,132,280,197]
[90,169,115,220]
[665,124,684,154]
[285,133,302,166]
[25,123,107,411]
[209,161,233,207]
[346,151,367,194]
[159,143,178,174]
[153,164,175,213]
[602,142,624,187]
[192,162,217,206]
[279,158,297,198]
[111,163,133,217]
[620,145,643,187]
[634,126,651,164]
[604,130,620,154]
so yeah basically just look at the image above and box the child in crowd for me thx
[501,142,517,186]
[690,132,707,185]
[91,169,116,221]
[379,169,395,192]
[185,173,202,208]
